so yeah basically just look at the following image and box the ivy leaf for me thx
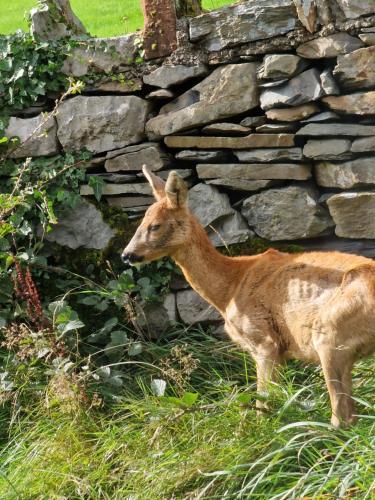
[58,319,85,334]
[128,342,142,356]
[88,176,105,202]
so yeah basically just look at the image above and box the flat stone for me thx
[62,35,138,77]
[240,116,267,128]
[189,0,296,52]
[56,96,150,154]
[327,192,375,239]
[206,178,279,191]
[107,196,153,208]
[176,289,221,324]
[259,79,289,88]
[143,64,208,88]
[260,69,324,110]
[322,92,375,116]
[334,46,375,91]
[146,63,259,139]
[335,0,375,20]
[359,33,375,45]
[152,169,193,180]
[165,134,295,149]
[202,123,251,136]
[196,163,311,180]
[81,183,152,196]
[256,123,297,133]
[297,123,375,136]
[5,115,59,158]
[85,78,142,94]
[241,185,333,241]
[361,27,375,33]
[303,139,352,160]
[266,103,319,122]
[296,33,364,58]
[146,89,174,100]
[105,143,170,172]
[315,158,375,188]
[259,54,307,79]
[301,111,339,122]
[175,149,231,162]
[351,136,375,152]
[207,211,253,247]
[45,199,115,250]
[87,173,137,183]
[235,147,303,162]
[188,183,233,227]
[320,69,339,96]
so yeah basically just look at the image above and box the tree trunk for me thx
[141,0,177,60]
[175,0,203,17]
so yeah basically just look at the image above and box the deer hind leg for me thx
[318,347,355,428]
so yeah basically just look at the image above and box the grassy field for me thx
[0,0,233,37]
[0,328,374,498]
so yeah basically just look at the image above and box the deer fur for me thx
[122,167,375,428]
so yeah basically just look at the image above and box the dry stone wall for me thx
[6,0,375,330]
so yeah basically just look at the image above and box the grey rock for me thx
[189,0,296,52]
[164,134,295,149]
[259,79,289,88]
[84,78,142,94]
[235,148,303,162]
[105,143,170,172]
[303,139,352,160]
[296,33,364,59]
[87,173,137,183]
[207,178,279,192]
[322,91,375,116]
[334,46,375,91]
[320,69,339,96]
[175,149,231,162]
[266,103,319,122]
[315,158,375,188]
[45,199,115,250]
[81,183,152,196]
[256,123,297,133]
[361,27,375,33]
[208,211,253,247]
[240,116,267,128]
[188,183,233,227]
[154,169,193,180]
[297,123,375,136]
[259,54,307,79]
[241,185,333,241]
[107,196,153,208]
[351,136,375,152]
[30,0,87,40]
[5,114,58,158]
[335,0,375,19]
[176,289,221,324]
[301,111,339,122]
[62,35,138,76]
[136,293,177,336]
[327,192,375,239]
[260,68,324,110]
[56,96,149,154]
[143,64,208,88]
[197,163,311,180]
[146,63,259,139]
[202,123,251,136]
[359,33,375,45]
[146,89,174,100]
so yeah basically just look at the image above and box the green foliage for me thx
[0,31,71,113]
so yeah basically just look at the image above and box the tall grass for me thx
[0,328,374,498]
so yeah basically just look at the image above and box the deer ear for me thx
[142,165,166,201]
[165,171,188,209]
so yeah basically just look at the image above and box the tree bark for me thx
[141,0,177,60]
[175,0,203,17]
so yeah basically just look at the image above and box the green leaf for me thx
[181,392,199,407]
[128,342,142,356]
[58,319,85,334]
[88,176,105,202]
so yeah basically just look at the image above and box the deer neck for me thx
[172,218,243,314]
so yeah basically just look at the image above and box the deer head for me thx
[121,166,191,265]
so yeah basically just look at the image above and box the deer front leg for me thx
[254,354,280,413]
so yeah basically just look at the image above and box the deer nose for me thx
[121,252,143,265]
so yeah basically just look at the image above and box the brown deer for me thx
[122,167,375,427]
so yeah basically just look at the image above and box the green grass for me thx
[0,328,374,498]
[0,0,234,37]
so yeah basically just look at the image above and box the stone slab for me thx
[105,143,170,172]
[322,92,375,116]
[315,158,375,188]
[196,163,311,180]
[206,178,279,191]
[296,33,364,58]
[143,64,208,88]
[175,150,231,162]
[303,139,352,160]
[297,123,375,136]
[266,104,319,122]
[235,147,303,162]
[165,134,295,149]
[334,46,375,91]
[327,192,375,239]
[81,183,152,196]
[351,136,375,152]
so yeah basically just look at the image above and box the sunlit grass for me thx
[0,329,374,498]
[0,0,235,37]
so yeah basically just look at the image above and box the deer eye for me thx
[149,224,161,232]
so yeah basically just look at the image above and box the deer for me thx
[122,166,375,428]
